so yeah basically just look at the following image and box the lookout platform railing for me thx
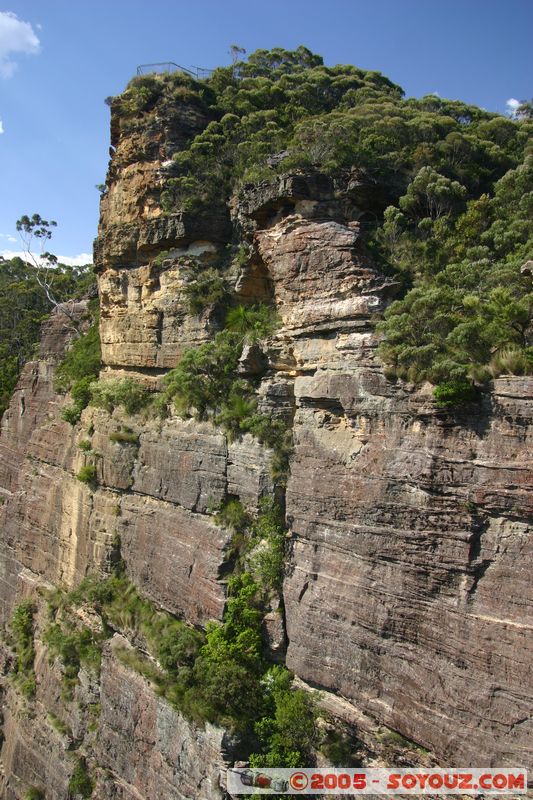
[136,62,213,79]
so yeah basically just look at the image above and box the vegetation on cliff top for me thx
[117,46,532,394]
[376,156,533,390]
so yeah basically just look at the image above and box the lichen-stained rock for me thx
[99,96,212,243]
[98,253,217,370]
[95,637,232,800]
[284,369,533,767]
[95,87,230,372]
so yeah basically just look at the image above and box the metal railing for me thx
[136,62,213,79]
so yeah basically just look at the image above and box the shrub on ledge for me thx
[76,464,97,488]
[90,378,151,416]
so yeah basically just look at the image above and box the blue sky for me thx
[0,0,532,262]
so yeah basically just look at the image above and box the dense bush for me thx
[24,788,45,800]
[9,600,36,698]
[248,497,287,592]
[89,378,151,416]
[56,315,101,426]
[44,623,103,675]
[163,330,242,418]
[162,305,278,421]
[48,544,316,759]
[250,666,319,767]
[55,319,101,393]
[76,464,97,488]
[134,45,531,222]
[68,757,93,799]
[376,155,533,387]
[182,266,230,315]
[215,498,251,532]
[109,429,139,444]
[433,379,480,407]
[162,304,290,479]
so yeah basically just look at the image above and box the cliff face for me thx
[0,80,531,798]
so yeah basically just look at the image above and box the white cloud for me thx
[0,233,17,242]
[0,11,40,78]
[0,249,92,266]
[0,118,3,133]
[506,98,521,117]
[57,253,93,267]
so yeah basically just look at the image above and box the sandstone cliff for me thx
[0,72,531,799]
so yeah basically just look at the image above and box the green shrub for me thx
[55,322,101,394]
[47,563,320,748]
[90,378,151,415]
[71,376,96,407]
[214,387,259,441]
[151,618,204,673]
[182,267,229,315]
[162,305,286,475]
[10,602,35,662]
[24,788,45,800]
[44,620,103,700]
[215,499,250,532]
[489,346,533,377]
[61,403,84,426]
[62,374,103,424]
[250,531,286,594]
[10,600,36,698]
[380,727,418,748]
[376,161,533,384]
[76,464,97,487]
[321,728,359,766]
[151,249,172,267]
[109,430,139,444]
[68,757,93,799]
[250,666,319,768]
[44,623,103,675]
[48,711,69,735]
[247,497,287,592]
[225,304,278,342]
[78,439,92,452]
[191,573,265,726]
[163,331,242,419]
[433,379,480,407]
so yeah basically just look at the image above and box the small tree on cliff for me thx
[16,213,81,332]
